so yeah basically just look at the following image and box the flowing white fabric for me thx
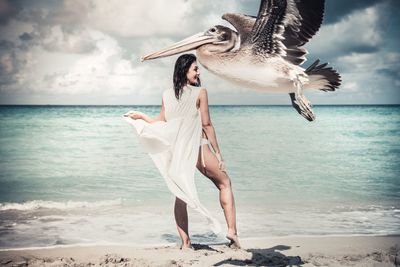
[124,86,221,234]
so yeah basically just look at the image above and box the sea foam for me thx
[0,199,123,211]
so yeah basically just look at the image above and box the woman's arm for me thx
[126,98,166,123]
[198,88,221,154]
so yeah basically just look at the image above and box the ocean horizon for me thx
[0,105,399,249]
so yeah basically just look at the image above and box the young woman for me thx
[124,54,240,249]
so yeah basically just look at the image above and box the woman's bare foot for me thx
[180,242,194,250]
[226,234,241,249]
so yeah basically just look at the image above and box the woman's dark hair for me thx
[173,54,201,100]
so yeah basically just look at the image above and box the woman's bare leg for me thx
[174,197,192,249]
[196,144,240,248]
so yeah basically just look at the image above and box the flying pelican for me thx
[141,0,341,121]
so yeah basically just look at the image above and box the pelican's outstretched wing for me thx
[282,0,325,65]
[250,0,288,57]
[223,0,325,65]
[282,0,325,48]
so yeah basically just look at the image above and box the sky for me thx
[0,0,399,105]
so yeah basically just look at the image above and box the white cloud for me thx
[341,81,359,93]
[59,0,239,38]
[190,1,239,30]
[70,0,193,38]
[336,51,400,73]
[51,30,167,96]
[40,25,95,53]
[0,52,13,74]
[1,29,170,97]
[326,51,400,101]
[307,3,383,57]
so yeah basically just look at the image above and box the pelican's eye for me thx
[210,27,217,33]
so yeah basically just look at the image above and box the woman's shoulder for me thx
[197,87,207,96]
[189,85,206,93]
[194,87,208,104]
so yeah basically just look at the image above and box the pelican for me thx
[141,0,341,121]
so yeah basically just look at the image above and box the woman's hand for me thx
[215,152,226,173]
[124,111,143,120]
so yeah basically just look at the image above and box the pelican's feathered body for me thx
[196,41,307,93]
[142,0,341,121]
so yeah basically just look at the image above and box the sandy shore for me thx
[0,235,399,266]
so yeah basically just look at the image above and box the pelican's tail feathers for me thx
[305,59,341,92]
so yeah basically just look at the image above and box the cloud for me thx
[0,39,29,86]
[19,32,32,41]
[321,51,400,104]
[337,52,400,73]
[48,31,129,94]
[341,81,359,93]
[84,0,192,37]
[300,0,400,104]
[306,3,384,60]
[323,0,383,24]
[39,25,96,53]
[48,30,149,95]
[0,48,14,74]
[54,0,239,38]
[1,29,170,97]
[0,18,33,42]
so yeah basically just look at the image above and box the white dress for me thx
[124,85,221,234]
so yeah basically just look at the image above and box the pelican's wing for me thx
[248,0,325,65]
[283,0,325,48]
[282,0,325,65]
[222,13,256,45]
[249,0,288,56]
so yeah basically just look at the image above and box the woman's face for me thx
[186,61,200,86]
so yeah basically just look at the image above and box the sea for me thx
[0,105,399,249]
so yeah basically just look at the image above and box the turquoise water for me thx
[0,105,399,249]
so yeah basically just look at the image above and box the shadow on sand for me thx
[197,244,304,266]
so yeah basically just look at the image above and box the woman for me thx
[124,54,240,249]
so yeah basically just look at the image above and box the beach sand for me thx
[1,235,399,266]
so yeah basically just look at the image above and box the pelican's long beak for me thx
[141,32,218,62]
